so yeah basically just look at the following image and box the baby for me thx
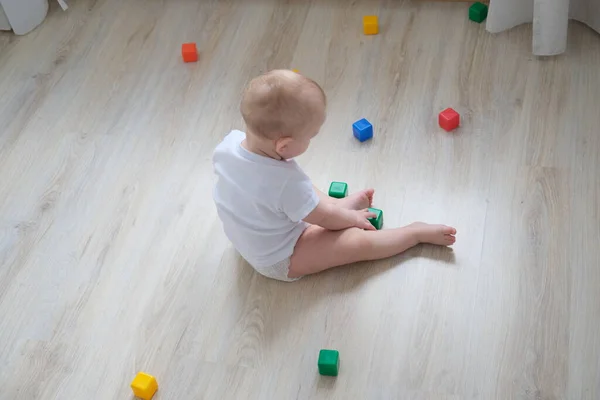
[213,70,456,282]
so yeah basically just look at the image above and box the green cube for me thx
[368,207,383,230]
[469,2,488,23]
[328,181,348,198]
[318,349,339,376]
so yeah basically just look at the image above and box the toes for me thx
[441,226,457,235]
[361,188,374,196]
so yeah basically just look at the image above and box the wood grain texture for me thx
[0,1,599,399]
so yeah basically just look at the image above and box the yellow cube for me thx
[363,15,379,35]
[131,372,158,400]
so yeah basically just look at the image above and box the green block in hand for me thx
[318,349,339,376]
[469,2,488,23]
[368,207,383,230]
[328,181,348,198]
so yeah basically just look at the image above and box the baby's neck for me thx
[243,133,282,160]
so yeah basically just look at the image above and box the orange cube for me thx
[363,16,379,35]
[181,43,198,63]
[131,372,158,400]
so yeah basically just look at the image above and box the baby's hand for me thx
[354,209,377,231]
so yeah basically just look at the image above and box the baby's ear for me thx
[275,136,293,153]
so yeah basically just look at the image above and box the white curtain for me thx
[487,0,600,55]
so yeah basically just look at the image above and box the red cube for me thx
[439,108,460,131]
[181,43,198,63]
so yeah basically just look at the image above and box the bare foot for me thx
[406,222,456,246]
[338,188,375,210]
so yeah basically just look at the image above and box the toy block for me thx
[131,372,158,400]
[181,43,198,63]
[363,15,379,35]
[352,118,373,142]
[318,349,339,376]
[469,2,488,23]
[368,207,383,230]
[328,182,348,198]
[292,69,299,73]
[439,108,460,131]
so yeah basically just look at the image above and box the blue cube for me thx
[352,118,373,142]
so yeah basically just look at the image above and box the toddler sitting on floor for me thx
[213,70,456,281]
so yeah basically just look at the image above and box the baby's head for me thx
[241,70,326,159]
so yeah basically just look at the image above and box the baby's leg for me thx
[312,185,374,210]
[288,222,456,278]
[313,185,337,205]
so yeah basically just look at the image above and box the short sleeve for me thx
[280,168,319,222]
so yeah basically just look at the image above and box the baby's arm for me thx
[303,201,376,231]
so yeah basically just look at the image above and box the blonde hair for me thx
[240,70,326,139]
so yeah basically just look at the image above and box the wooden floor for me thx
[1,0,599,399]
